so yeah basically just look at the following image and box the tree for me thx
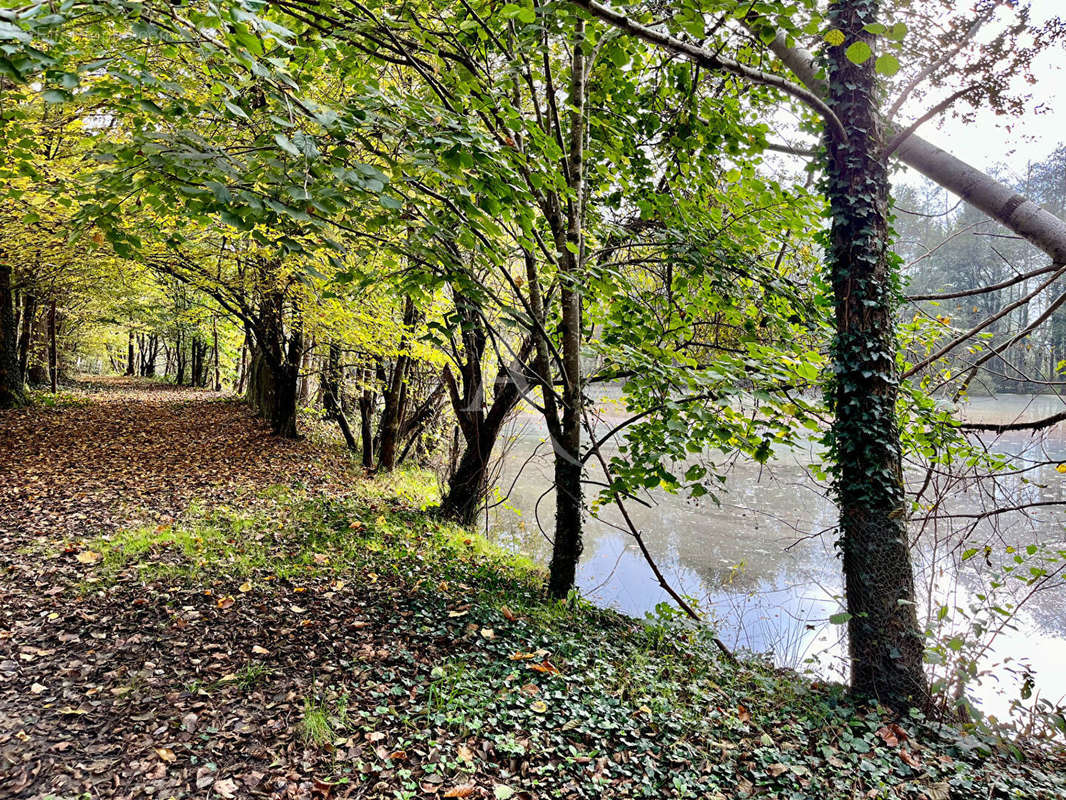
[822,0,926,709]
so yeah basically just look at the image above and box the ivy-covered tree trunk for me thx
[824,0,928,710]
[0,260,23,408]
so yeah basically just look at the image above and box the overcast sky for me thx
[906,0,1064,184]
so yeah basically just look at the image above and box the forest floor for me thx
[2,379,1065,800]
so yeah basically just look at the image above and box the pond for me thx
[485,393,1066,723]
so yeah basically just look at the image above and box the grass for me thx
[62,469,1066,799]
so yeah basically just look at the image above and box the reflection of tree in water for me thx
[488,401,1066,705]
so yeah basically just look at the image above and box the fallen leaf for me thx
[737,704,751,723]
[30,682,46,694]
[214,777,238,798]
[76,550,102,564]
[500,605,518,621]
[238,582,252,593]
[251,645,269,655]
[480,627,495,640]
[457,744,474,764]
[530,700,548,713]
[768,763,789,777]
[216,595,234,609]
[443,786,476,798]
[155,747,176,763]
[494,785,516,800]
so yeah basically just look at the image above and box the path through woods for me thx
[0,379,456,799]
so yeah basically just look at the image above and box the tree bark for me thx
[0,260,23,408]
[47,300,57,394]
[323,342,359,451]
[824,0,927,711]
[212,317,221,391]
[125,329,136,376]
[377,297,416,472]
[17,293,36,381]
[548,19,587,599]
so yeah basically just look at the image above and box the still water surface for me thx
[485,394,1066,721]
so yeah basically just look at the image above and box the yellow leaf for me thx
[76,550,102,564]
[155,747,176,763]
[216,596,234,609]
[1057,464,1066,474]
[824,29,845,46]
[480,627,495,640]
[530,700,548,714]
[238,582,252,593]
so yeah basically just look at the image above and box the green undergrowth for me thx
[71,473,1066,799]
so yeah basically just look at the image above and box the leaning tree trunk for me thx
[0,260,23,408]
[824,0,927,711]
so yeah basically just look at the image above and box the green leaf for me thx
[274,133,301,156]
[875,54,900,77]
[823,29,845,47]
[887,22,908,42]
[515,6,536,24]
[493,786,515,800]
[42,89,71,104]
[828,612,852,625]
[845,41,872,65]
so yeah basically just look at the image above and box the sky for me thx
[904,0,1065,183]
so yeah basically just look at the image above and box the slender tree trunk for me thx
[824,0,927,710]
[0,260,23,408]
[323,342,358,451]
[47,300,57,394]
[359,374,375,470]
[236,337,248,394]
[125,329,135,376]
[212,317,221,391]
[17,293,36,381]
[377,297,416,472]
[273,312,302,439]
[548,19,587,599]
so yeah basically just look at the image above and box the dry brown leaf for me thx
[155,747,176,763]
[442,786,476,798]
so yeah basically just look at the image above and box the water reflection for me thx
[485,394,1066,721]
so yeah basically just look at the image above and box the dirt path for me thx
[0,379,404,799]
[0,377,354,543]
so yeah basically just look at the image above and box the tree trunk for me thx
[212,317,221,391]
[0,260,23,408]
[359,375,375,470]
[548,19,587,599]
[17,293,36,382]
[323,342,358,451]
[824,0,927,711]
[47,300,57,394]
[377,297,416,472]
[125,329,135,376]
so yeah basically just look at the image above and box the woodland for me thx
[3,1,1066,798]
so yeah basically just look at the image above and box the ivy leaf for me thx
[829,612,852,625]
[845,41,873,65]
